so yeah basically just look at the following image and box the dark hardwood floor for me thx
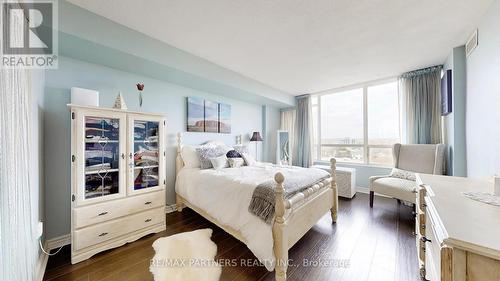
[43,193,420,281]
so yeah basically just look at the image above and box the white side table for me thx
[311,165,356,198]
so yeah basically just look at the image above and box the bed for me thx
[174,133,338,281]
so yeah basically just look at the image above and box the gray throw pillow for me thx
[196,145,227,169]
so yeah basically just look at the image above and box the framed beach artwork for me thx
[187,97,204,132]
[204,100,219,133]
[218,103,231,133]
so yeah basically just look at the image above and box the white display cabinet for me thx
[69,104,166,264]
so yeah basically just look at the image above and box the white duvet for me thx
[176,164,306,271]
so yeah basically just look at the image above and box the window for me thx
[312,80,400,166]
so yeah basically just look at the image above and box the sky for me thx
[318,82,399,142]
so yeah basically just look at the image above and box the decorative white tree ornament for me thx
[113,91,128,110]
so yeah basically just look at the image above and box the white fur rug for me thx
[150,228,221,281]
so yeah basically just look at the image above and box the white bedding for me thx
[175,164,309,271]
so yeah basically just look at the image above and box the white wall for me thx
[466,0,500,178]
[263,105,281,163]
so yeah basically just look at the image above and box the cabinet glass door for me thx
[132,120,160,191]
[84,116,121,200]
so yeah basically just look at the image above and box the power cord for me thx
[39,239,64,256]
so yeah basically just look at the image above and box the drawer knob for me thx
[145,218,152,223]
[144,201,152,205]
[98,211,108,216]
[98,232,108,237]
[421,236,431,243]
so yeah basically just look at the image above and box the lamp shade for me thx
[250,131,263,142]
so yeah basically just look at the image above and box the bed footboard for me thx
[174,132,337,281]
[273,158,338,281]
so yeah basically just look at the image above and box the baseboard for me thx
[36,242,49,281]
[46,234,71,250]
[355,186,392,198]
[36,234,71,281]
[356,186,370,194]
[37,205,177,280]
[165,204,177,214]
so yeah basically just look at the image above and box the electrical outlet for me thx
[37,221,44,239]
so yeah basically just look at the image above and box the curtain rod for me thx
[401,65,443,78]
[296,94,310,99]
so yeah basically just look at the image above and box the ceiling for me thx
[67,0,493,95]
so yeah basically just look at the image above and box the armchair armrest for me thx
[369,175,392,191]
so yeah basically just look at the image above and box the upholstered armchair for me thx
[369,143,446,207]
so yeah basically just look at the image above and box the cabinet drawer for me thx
[74,207,164,251]
[425,218,441,281]
[74,191,165,229]
[418,213,426,236]
[418,189,426,213]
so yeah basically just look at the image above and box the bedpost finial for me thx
[330,158,336,167]
[275,172,285,184]
[176,132,183,153]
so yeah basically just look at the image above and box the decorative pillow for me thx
[181,145,200,168]
[390,168,416,181]
[241,152,257,166]
[210,155,228,170]
[226,150,242,158]
[196,145,227,169]
[233,145,249,155]
[202,141,233,153]
[227,157,245,168]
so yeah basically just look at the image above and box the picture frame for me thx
[186,97,231,133]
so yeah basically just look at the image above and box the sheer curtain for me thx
[280,109,297,163]
[399,66,443,144]
[0,6,39,281]
[294,95,313,167]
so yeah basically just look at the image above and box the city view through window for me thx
[312,81,400,166]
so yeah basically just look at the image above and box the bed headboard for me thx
[175,133,185,177]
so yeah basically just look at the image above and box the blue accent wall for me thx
[443,46,467,176]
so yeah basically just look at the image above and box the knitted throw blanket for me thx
[248,167,330,224]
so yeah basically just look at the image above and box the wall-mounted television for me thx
[441,69,452,116]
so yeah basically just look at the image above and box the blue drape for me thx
[400,66,443,144]
[294,95,312,167]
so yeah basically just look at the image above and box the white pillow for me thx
[181,145,200,168]
[390,168,416,181]
[227,158,245,168]
[202,141,232,154]
[210,155,228,170]
[241,153,257,166]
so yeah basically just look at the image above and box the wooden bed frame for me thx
[174,133,338,281]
